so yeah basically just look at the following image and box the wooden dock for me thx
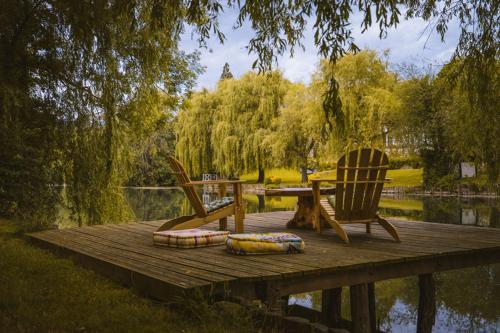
[28,211,500,332]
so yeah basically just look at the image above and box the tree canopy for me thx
[0,0,201,227]
[177,71,288,181]
[0,0,497,227]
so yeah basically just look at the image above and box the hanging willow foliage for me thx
[0,0,200,228]
[176,72,288,178]
[176,89,219,176]
[314,51,400,151]
[212,72,288,178]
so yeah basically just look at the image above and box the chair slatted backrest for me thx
[335,148,389,221]
[167,157,208,217]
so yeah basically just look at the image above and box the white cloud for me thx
[180,9,460,90]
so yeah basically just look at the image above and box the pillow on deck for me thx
[226,232,305,255]
[153,229,230,248]
[204,197,234,213]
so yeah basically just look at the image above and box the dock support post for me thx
[321,287,342,327]
[350,283,371,333]
[257,281,283,315]
[417,274,436,333]
[367,282,376,333]
[281,295,290,314]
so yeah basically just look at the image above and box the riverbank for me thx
[0,219,257,333]
[241,183,499,198]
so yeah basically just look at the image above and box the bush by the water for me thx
[388,156,423,169]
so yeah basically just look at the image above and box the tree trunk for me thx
[257,194,265,212]
[257,168,265,183]
[300,167,308,183]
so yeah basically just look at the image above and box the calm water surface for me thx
[125,188,500,332]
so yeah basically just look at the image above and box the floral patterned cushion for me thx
[226,232,305,255]
[204,196,234,212]
[153,229,230,248]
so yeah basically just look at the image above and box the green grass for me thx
[379,197,423,211]
[240,168,303,184]
[0,219,255,333]
[241,168,423,188]
[385,168,423,188]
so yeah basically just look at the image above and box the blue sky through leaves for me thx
[180,7,460,90]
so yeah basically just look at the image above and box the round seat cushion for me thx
[153,229,230,248]
[226,232,305,255]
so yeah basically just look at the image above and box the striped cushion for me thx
[204,197,234,212]
[153,229,230,248]
[226,232,305,255]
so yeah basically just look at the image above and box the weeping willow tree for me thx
[176,89,219,176]
[211,72,288,181]
[0,0,200,228]
[269,83,324,182]
[314,51,400,152]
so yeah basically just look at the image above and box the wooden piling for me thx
[321,287,342,327]
[367,282,376,332]
[350,284,371,333]
[417,274,436,333]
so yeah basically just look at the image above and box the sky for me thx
[180,7,460,90]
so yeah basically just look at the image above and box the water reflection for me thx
[289,265,500,332]
[124,188,500,228]
[123,188,500,332]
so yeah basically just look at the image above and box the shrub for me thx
[264,176,281,185]
[436,174,458,191]
[388,155,423,169]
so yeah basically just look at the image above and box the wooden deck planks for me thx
[28,211,500,301]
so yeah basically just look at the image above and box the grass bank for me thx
[0,219,255,333]
[241,168,423,188]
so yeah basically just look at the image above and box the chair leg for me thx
[170,217,206,230]
[234,213,244,233]
[366,223,371,234]
[157,215,197,231]
[323,215,350,243]
[219,217,227,231]
[377,216,401,242]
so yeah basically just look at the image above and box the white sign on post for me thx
[460,162,476,178]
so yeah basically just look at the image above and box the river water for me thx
[123,187,500,332]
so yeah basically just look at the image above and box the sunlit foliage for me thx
[177,72,288,180]
[269,83,324,182]
[316,51,400,150]
[176,89,219,176]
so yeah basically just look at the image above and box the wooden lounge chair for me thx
[156,157,246,233]
[311,148,400,243]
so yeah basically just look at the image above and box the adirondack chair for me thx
[311,148,400,243]
[156,157,245,233]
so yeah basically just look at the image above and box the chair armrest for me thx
[188,180,247,185]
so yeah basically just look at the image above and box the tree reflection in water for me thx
[288,265,499,332]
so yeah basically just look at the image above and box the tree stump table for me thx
[264,187,336,229]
